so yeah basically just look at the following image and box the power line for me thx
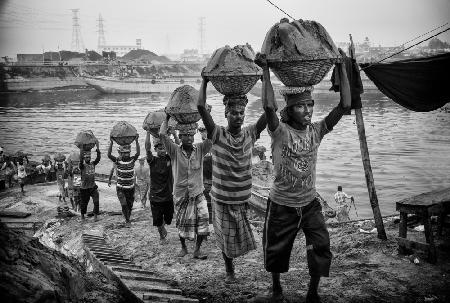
[198,17,205,54]
[360,27,450,70]
[264,0,294,20]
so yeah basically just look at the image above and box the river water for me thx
[0,88,449,218]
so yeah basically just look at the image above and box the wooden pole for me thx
[349,34,387,240]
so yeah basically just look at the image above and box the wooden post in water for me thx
[349,34,387,240]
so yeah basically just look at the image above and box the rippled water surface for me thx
[1,89,449,218]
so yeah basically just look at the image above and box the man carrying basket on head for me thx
[160,112,211,260]
[108,138,140,225]
[197,76,267,283]
[79,142,101,222]
[251,52,351,303]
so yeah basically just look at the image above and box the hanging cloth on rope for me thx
[360,53,450,112]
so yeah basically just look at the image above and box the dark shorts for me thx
[263,197,332,276]
[117,187,135,208]
[80,187,99,215]
[150,200,174,227]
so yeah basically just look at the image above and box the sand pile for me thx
[261,18,339,61]
[204,44,261,75]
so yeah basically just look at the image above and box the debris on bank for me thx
[0,223,128,303]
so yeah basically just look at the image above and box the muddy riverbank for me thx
[0,182,449,302]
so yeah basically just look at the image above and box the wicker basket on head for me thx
[111,121,138,146]
[205,72,262,96]
[74,130,97,151]
[268,58,338,87]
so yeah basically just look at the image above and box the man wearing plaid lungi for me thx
[160,109,211,260]
[197,76,267,283]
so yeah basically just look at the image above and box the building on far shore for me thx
[98,39,142,57]
[179,49,210,63]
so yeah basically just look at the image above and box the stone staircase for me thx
[82,233,198,303]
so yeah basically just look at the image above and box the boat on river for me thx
[83,76,205,94]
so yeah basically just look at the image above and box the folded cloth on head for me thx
[176,122,198,136]
[117,145,131,153]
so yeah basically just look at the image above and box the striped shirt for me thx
[116,157,137,189]
[210,124,258,205]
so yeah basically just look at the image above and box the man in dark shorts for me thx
[252,54,351,302]
[79,142,101,222]
[145,132,174,242]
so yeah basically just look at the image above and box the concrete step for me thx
[86,245,118,251]
[127,283,182,295]
[90,251,125,258]
[103,260,136,266]
[111,266,157,276]
[82,235,106,240]
[141,291,199,303]
[107,263,142,270]
[97,257,132,263]
[120,278,173,295]
[83,240,108,245]
[118,273,173,284]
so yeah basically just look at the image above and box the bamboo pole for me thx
[349,34,387,240]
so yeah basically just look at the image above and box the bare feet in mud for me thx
[225,272,237,284]
[305,292,322,303]
[193,250,207,260]
[177,248,188,257]
[248,291,287,303]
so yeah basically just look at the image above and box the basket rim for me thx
[202,71,263,77]
[267,57,341,63]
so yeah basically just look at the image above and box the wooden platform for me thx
[396,187,450,263]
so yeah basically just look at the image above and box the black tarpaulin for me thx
[360,53,450,112]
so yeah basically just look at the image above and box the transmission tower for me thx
[198,17,205,54]
[71,9,85,53]
[97,14,106,50]
[165,34,170,55]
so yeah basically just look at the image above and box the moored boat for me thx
[83,76,205,94]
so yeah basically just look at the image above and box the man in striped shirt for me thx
[197,77,267,283]
[108,137,140,225]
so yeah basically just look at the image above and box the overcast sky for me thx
[0,0,449,57]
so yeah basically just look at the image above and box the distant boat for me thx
[2,76,87,92]
[83,76,206,94]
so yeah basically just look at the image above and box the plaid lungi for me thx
[176,193,210,240]
[213,199,257,258]
[57,179,65,197]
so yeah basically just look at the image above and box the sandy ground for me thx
[0,181,449,303]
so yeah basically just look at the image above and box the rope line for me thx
[264,0,294,20]
[375,22,449,59]
[399,22,448,47]
[360,27,450,70]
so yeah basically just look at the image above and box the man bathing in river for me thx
[251,53,351,303]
